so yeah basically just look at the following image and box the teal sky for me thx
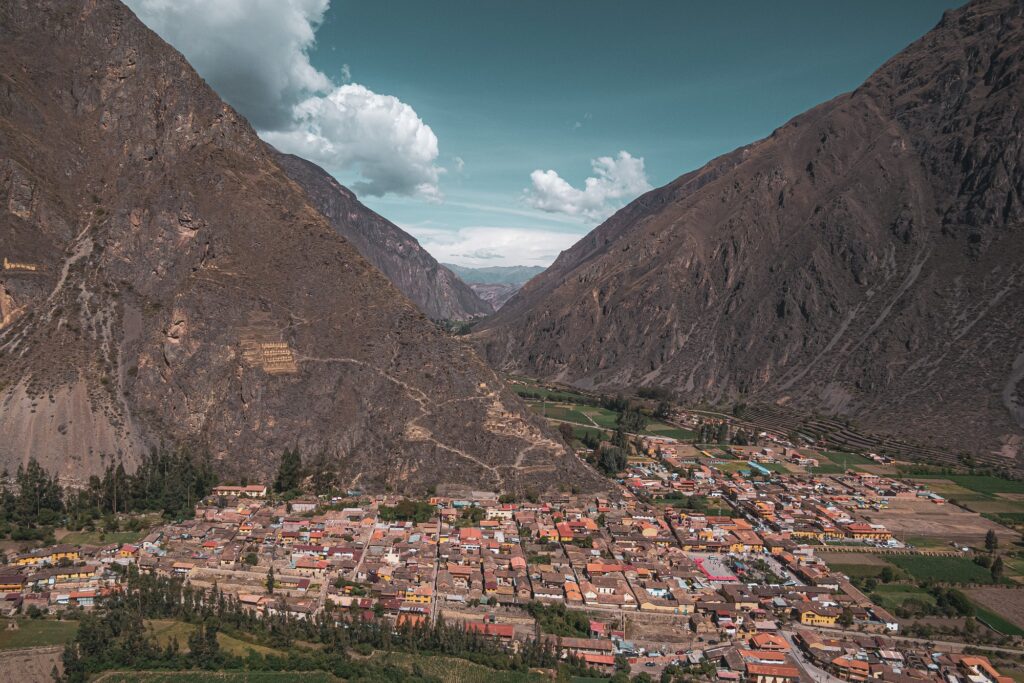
[306,1,959,266]
[128,0,962,266]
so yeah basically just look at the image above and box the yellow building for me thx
[798,606,839,626]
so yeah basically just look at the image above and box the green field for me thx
[147,620,285,657]
[972,603,1024,636]
[911,475,1024,496]
[870,584,936,610]
[59,529,148,546]
[820,451,874,467]
[530,403,592,426]
[826,563,887,578]
[643,422,696,440]
[368,652,544,683]
[809,463,846,474]
[577,406,620,428]
[886,556,1002,584]
[0,618,79,649]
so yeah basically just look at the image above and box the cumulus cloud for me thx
[262,84,443,200]
[525,151,651,221]
[126,0,444,200]
[412,226,581,268]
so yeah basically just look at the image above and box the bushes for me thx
[525,602,590,638]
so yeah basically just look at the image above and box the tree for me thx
[654,401,671,420]
[991,555,1004,582]
[598,447,627,476]
[244,552,259,567]
[557,422,575,443]
[617,408,648,434]
[839,607,853,628]
[273,448,303,493]
[309,449,336,496]
[266,567,275,594]
[879,566,895,584]
[985,529,998,553]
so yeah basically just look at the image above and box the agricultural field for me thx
[886,555,1002,584]
[0,645,63,683]
[966,588,1024,636]
[820,552,896,579]
[0,619,78,650]
[366,652,545,683]
[58,529,148,546]
[865,498,1018,548]
[531,400,696,442]
[870,584,936,611]
[912,476,1024,496]
[529,403,592,426]
[643,422,696,441]
[146,620,285,658]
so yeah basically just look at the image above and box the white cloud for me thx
[262,84,443,200]
[525,150,651,221]
[126,0,443,200]
[411,226,581,268]
[452,156,465,173]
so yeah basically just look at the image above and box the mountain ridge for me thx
[475,0,1024,463]
[274,153,491,322]
[0,0,605,494]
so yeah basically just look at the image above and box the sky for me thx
[126,0,960,267]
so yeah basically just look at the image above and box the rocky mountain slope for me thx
[0,0,604,494]
[476,0,1024,463]
[443,264,545,311]
[274,153,491,321]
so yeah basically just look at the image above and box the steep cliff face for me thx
[477,0,1024,462]
[0,0,604,494]
[273,153,491,322]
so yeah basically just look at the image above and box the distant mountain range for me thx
[443,264,545,311]
[0,0,605,495]
[475,0,1024,465]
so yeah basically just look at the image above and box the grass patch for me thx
[972,603,1024,636]
[571,425,606,443]
[870,584,936,610]
[146,620,285,657]
[60,529,147,546]
[904,535,953,550]
[886,556,1001,584]
[809,463,846,474]
[578,406,621,428]
[643,422,696,441]
[0,618,79,649]
[533,403,592,426]
[911,475,1024,496]
[368,651,544,683]
[826,563,886,578]
[820,451,874,467]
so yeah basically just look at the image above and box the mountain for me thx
[443,264,546,311]
[443,264,546,286]
[274,153,491,321]
[0,0,604,494]
[476,0,1024,464]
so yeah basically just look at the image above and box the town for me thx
[5,422,1024,682]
